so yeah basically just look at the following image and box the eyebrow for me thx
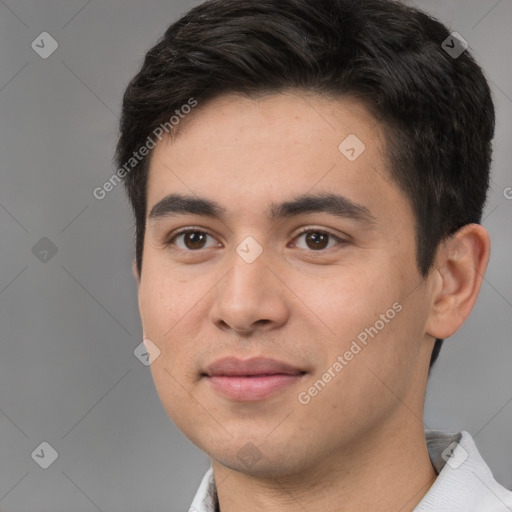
[148,192,376,225]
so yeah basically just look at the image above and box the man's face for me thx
[138,92,436,476]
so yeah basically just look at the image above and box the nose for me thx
[209,248,290,337]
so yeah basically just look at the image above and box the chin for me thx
[213,453,297,478]
[206,437,303,478]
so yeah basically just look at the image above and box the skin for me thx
[135,92,490,511]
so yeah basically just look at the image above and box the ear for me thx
[133,260,145,339]
[425,224,490,339]
[132,259,140,285]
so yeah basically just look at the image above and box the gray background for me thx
[0,0,511,510]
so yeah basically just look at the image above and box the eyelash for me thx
[166,226,346,252]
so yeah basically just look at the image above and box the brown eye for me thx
[183,231,207,249]
[170,230,218,251]
[304,231,329,250]
[293,230,342,251]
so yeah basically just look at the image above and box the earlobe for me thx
[425,224,490,340]
[132,259,141,285]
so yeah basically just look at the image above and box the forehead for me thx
[146,92,410,227]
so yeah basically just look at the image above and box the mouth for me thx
[203,356,307,401]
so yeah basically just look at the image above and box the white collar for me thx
[415,430,512,511]
[189,430,512,512]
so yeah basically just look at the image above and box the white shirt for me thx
[188,431,512,511]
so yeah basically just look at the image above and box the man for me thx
[115,0,512,510]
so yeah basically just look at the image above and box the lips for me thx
[204,356,305,377]
[203,357,306,401]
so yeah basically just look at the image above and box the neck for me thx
[211,418,437,512]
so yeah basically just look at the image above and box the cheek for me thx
[148,358,208,449]
[296,261,421,398]
[138,271,193,373]
[138,259,194,335]
[138,272,204,430]
[294,264,399,343]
